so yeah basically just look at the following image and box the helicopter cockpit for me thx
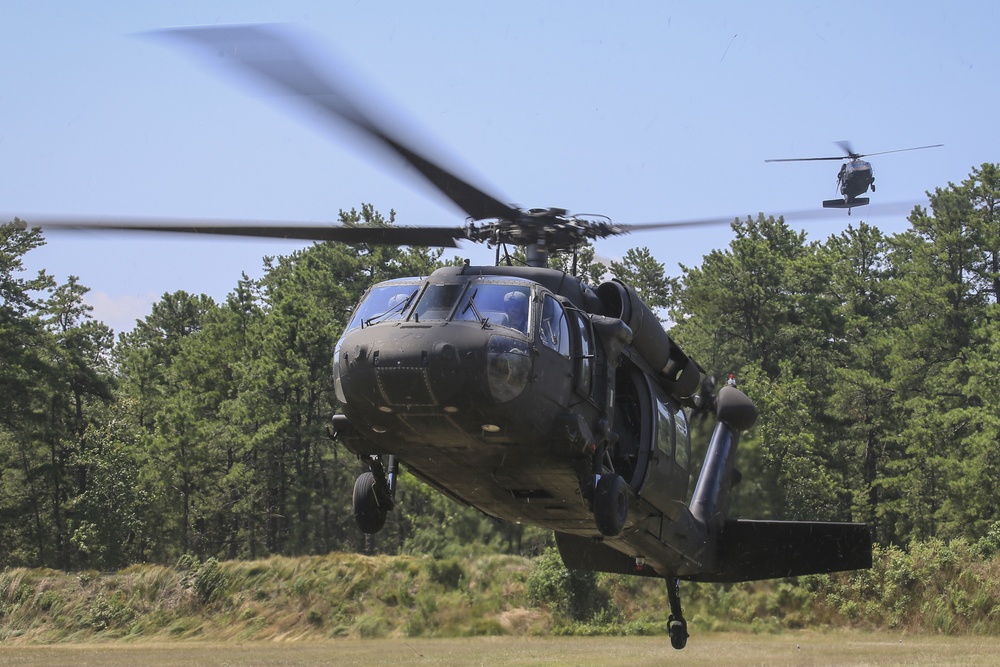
[334,270,584,419]
[348,276,537,337]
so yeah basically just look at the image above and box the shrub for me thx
[166,556,228,606]
[526,547,614,623]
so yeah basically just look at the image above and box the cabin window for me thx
[656,402,675,459]
[455,283,531,335]
[346,282,419,331]
[674,407,690,472]
[411,283,464,322]
[540,295,570,357]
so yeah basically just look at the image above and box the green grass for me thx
[0,635,997,667]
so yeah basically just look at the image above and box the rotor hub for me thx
[465,209,623,256]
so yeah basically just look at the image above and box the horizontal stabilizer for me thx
[823,197,869,209]
[688,519,872,582]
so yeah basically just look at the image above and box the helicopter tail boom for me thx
[680,386,758,569]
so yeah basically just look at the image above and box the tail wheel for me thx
[353,471,388,534]
[594,474,628,536]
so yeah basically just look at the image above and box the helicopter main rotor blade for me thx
[620,200,921,233]
[768,143,943,163]
[152,24,519,222]
[764,155,846,163]
[12,198,922,249]
[12,214,468,247]
[853,143,944,159]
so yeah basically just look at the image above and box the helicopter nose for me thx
[375,346,453,407]
[340,330,473,411]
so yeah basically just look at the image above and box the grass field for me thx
[0,633,997,667]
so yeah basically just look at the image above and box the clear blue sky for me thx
[2,2,996,333]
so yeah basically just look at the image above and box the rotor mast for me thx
[525,242,549,268]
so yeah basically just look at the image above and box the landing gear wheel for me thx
[594,474,628,536]
[668,616,688,650]
[667,577,689,650]
[353,471,388,534]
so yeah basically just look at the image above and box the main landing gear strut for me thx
[667,577,689,650]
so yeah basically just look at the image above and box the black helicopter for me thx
[766,141,943,214]
[20,25,873,650]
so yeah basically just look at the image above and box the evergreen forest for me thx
[2,165,1000,576]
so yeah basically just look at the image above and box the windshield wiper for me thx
[460,288,491,329]
[363,289,417,328]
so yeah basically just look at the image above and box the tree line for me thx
[670,163,1000,546]
[1,166,998,571]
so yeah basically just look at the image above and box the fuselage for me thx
[838,159,874,200]
[334,265,705,572]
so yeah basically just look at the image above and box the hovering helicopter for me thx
[19,25,873,650]
[766,141,943,214]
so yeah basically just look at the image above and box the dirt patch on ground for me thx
[497,608,549,635]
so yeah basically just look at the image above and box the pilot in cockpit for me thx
[503,290,529,334]
[387,292,410,311]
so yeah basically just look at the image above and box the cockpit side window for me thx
[346,282,419,331]
[540,295,570,357]
[571,310,594,396]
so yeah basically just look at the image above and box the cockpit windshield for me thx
[346,281,420,331]
[347,278,534,336]
[410,283,465,321]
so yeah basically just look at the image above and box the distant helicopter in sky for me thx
[766,141,943,214]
